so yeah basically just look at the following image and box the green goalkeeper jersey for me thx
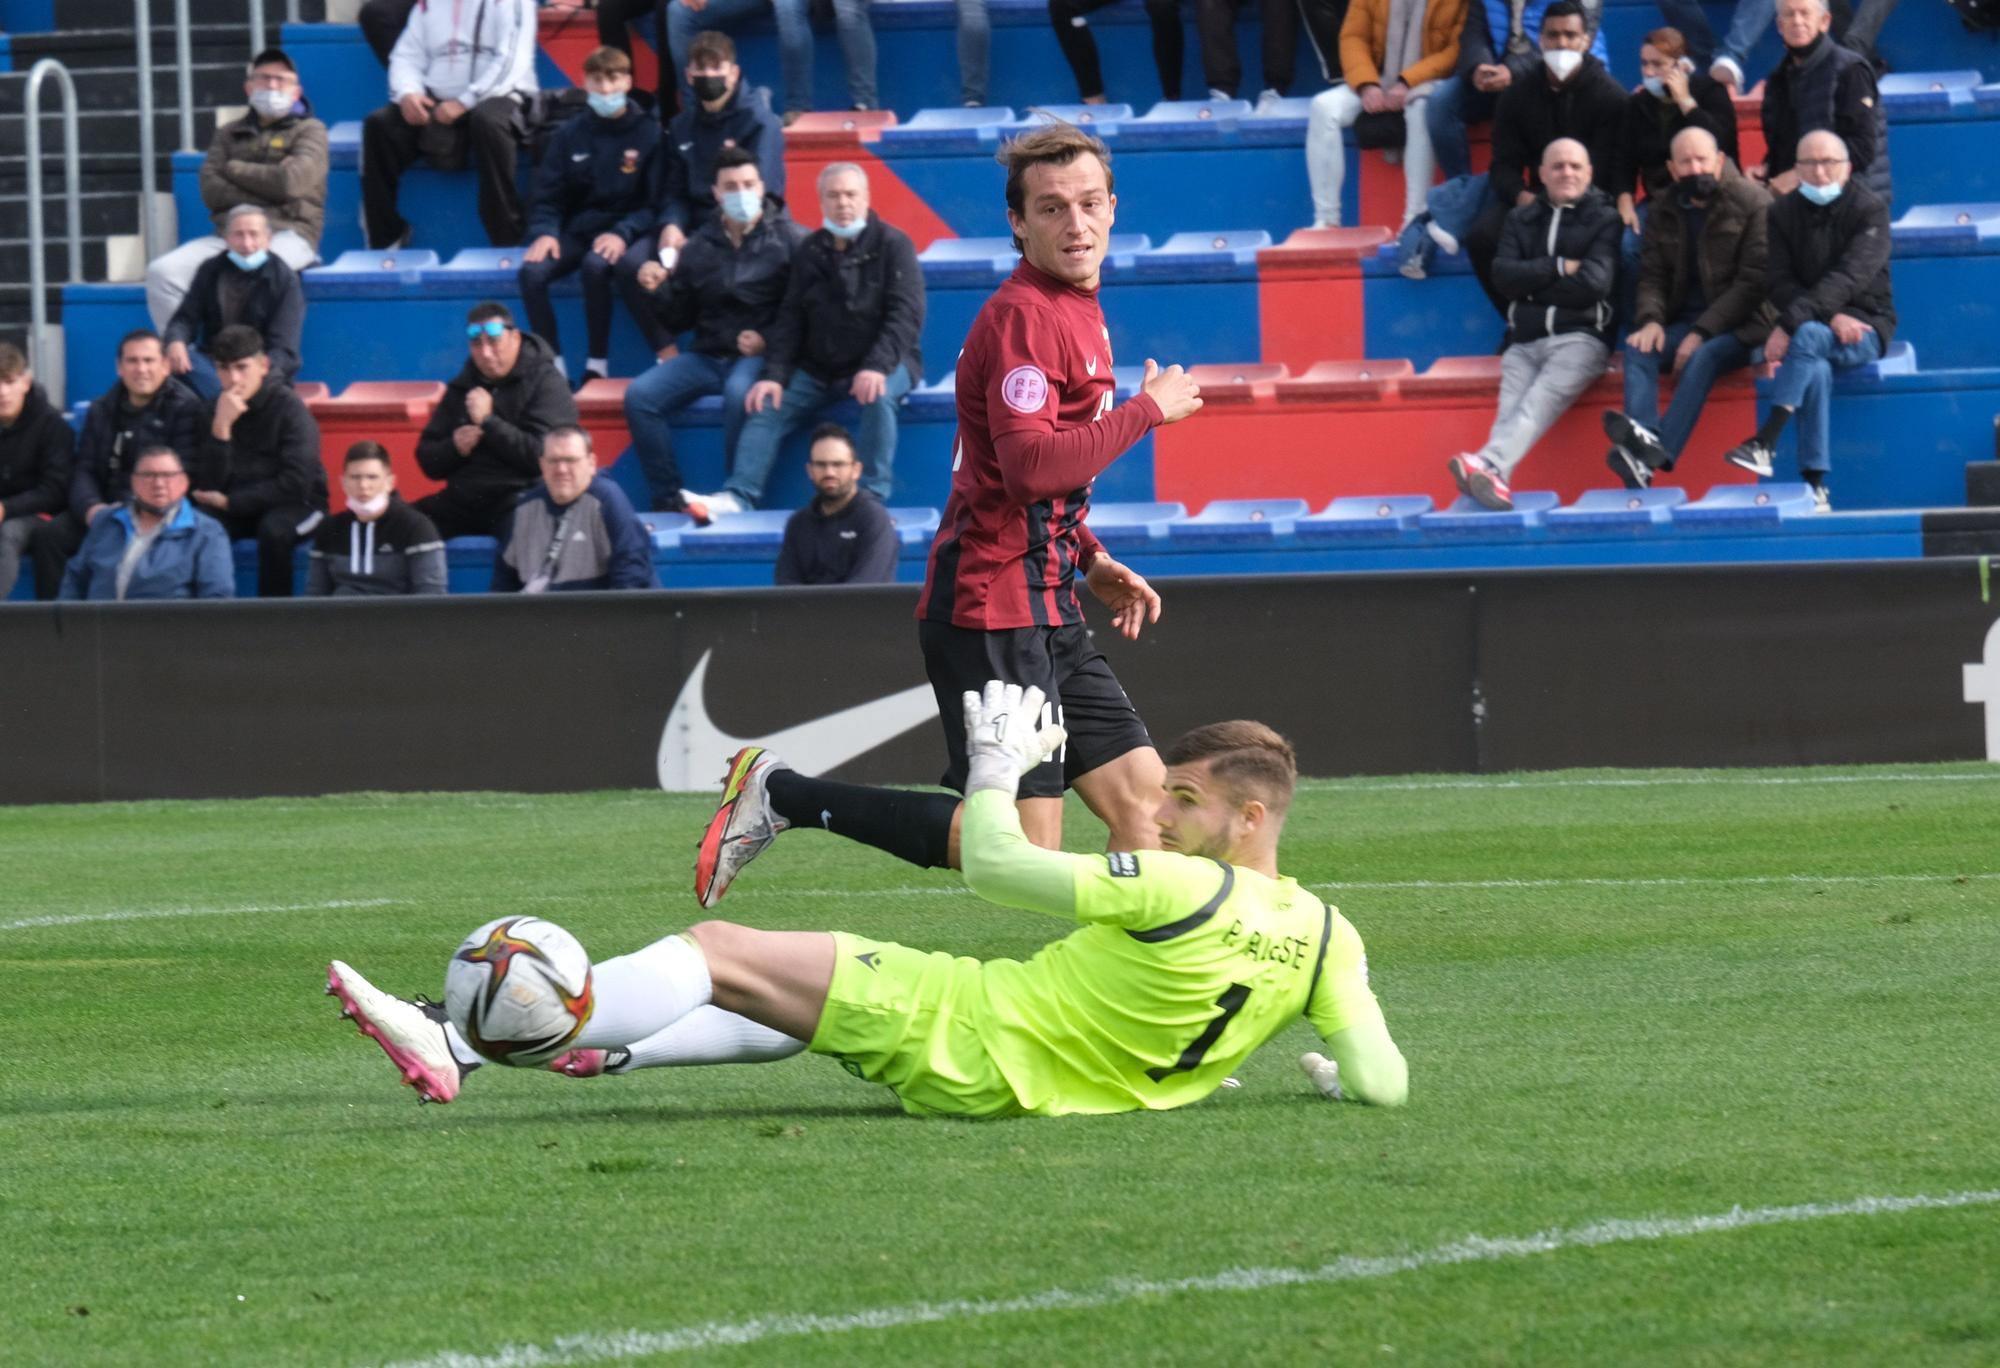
[960,791,1393,1115]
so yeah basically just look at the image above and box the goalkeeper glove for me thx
[961,679,1067,796]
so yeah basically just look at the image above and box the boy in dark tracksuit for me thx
[307,441,448,596]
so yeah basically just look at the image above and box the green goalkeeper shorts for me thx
[809,933,1027,1118]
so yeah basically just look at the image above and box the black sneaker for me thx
[1601,411,1668,468]
[1723,439,1776,477]
[1605,445,1652,490]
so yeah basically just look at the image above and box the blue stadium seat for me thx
[1170,497,1309,543]
[679,511,795,555]
[917,236,1019,286]
[1297,495,1433,540]
[636,512,696,549]
[1893,203,2000,253]
[1543,488,1689,534]
[1879,70,1985,115]
[1119,99,1252,146]
[1124,231,1272,280]
[1000,104,1135,136]
[1088,500,1189,550]
[1236,96,1312,145]
[309,249,445,297]
[875,106,1014,154]
[904,374,958,421]
[887,506,942,550]
[1417,492,1561,534]
[1670,483,1817,528]
[437,247,531,284]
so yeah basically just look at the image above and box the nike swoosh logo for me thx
[1086,356,1098,376]
[571,153,590,161]
[657,649,936,790]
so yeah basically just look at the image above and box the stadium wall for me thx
[2,559,1994,804]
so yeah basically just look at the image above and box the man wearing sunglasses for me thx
[412,302,579,539]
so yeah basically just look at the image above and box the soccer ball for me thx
[444,916,595,1067]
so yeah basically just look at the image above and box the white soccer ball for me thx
[444,916,595,1067]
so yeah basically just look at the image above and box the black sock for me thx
[765,771,958,870]
[1801,468,1825,489]
[1756,406,1792,447]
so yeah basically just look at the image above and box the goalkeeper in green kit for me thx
[328,681,1408,1113]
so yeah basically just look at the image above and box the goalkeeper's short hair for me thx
[1164,721,1297,816]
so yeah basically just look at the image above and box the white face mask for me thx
[250,88,294,118]
[349,493,391,519]
[1543,48,1584,81]
[1642,75,1666,98]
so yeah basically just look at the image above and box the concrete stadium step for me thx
[0,188,140,240]
[47,0,327,29]
[0,63,250,118]
[0,110,187,160]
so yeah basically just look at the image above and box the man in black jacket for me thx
[306,441,448,596]
[1448,139,1619,511]
[622,148,806,515]
[412,301,580,538]
[1757,0,1891,207]
[163,205,307,402]
[774,423,898,586]
[696,163,924,515]
[1466,0,1627,314]
[192,325,328,597]
[1721,130,1892,512]
[28,330,205,599]
[0,343,73,601]
[614,33,787,362]
[517,46,665,388]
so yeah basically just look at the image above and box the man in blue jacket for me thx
[615,33,786,363]
[491,426,655,591]
[59,446,234,601]
[518,46,665,388]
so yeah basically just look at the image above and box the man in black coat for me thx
[28,329,205,599]
[413,301,581,538]
[1466,0,1628,314]
[0,343,74,601]
[163,205,307,401]
[774,424,898,586]
[1757,0,1891,207]
[702,163,925,513]
[1722,130,1893,511]
[1447,139,1620,511]
[192,324,328,597]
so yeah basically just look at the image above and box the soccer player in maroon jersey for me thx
[695,122,1203,908]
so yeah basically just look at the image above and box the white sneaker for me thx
[694,746,793,908]
[326,960,463,1104]
[1254,88,1283,113]
[1426,219,1460,256]
[1710,56,1745,91]
[682,489,746,523]
[1723,438,1775,478]
[1810,485,1832,513]
[1207,87,1231,103]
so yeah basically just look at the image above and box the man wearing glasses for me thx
[490,426,654,593]
[412,303,579,539]
[1721,130,1894,512]
[58,447,233,601]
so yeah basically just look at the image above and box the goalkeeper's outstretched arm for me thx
[1305,1022,1409,1108]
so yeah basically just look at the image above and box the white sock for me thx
[573,933,713,1049]
[616,1006,806,1070]
[553,353,569,377]
[585,357,608,375]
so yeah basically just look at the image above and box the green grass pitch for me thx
[5,763,1999,1366]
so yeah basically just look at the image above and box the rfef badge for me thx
[621,149,640,174]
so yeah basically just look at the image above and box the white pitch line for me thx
[1296,770,2000,793]
[1311,871,2000,892]
[371,1188,2000,1368]
[0,897,396,933]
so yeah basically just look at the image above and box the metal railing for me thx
[175,0,195,153]
[135,0,164,258]
[25,58,83,405]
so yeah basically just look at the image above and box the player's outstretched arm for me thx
[1303,1022,1409,1108]
[957,681,1088,918]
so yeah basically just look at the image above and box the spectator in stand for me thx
[161,205,306,403]
[1424,0,1605,182]
[306,441,449,597]
[1464,0,1625,314]
[952,0,994,107]
[1619,27,1736,226]
[491,426,655,591]
[0,343,74,602]
[59,446,233,602]
[1655,0,1901,94]
[146,48,325,331]
[519,46,667,388]
[191,325,328,598]
[414,302,580,539]
[623,149,805,516]
[28,330,205,599]
[774,423,899,586]
[698,163,923,516]
[1048,0,1187,104]
[365,0,539,249]
[1447,139,1618,510]
[1305,0,1467,230]
[667,0,878,122]
[1720,130,1892,512]
[1198,0,1304,108]
[1755,0,1891,205]
[1602,127,1773,488]
[616,33,786,362]
[358,0,419,66]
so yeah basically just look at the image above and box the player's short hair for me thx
[1164,721,1298,816]
[809,422,856,458]
[1542,0,1588,27]
[582,45,632,79]
[687,31,736,68]
[998,122,1114,253]
[210,324,266,364]
[117,328,163,358]
[713,145,759,181]
[543,424,595,456]
[132,444,185,472]
[816,161,867,194]
[224,203,270,232]
[343,440,391,470]
[0,342,28,381]
[248,47,295,75]
[1642,25,1688,58]
[466,300,515,329]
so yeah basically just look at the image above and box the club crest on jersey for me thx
[1001,365,1049,413]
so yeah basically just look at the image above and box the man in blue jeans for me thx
[1720,131,1893,513]
[1425,0,1606,181]
[694,163,925,516]
[1601,128,1774,488]
[666,0,877,119]
[623,148,806,515]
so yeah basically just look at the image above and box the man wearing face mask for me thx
[306,442,448,596]
[58,446,233,602]
[1756,0,1890,206]
[623,148,806,516]
[1465,0,1626,315]
[1424,0,1606,183]
[693,162,925,518]
[616,33,786,363]
[1602,127,1773,489]
[1721,130,1892,512]
[518,46,667,388]
[146,48,325,330]
[161,204,307,403]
